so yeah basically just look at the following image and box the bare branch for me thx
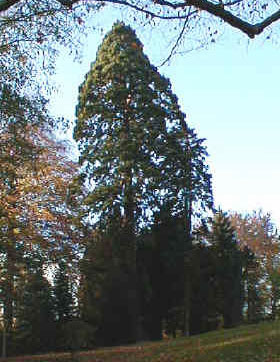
[152,0,186,9]
[224,0,243,6]
[160,15,190,66]
[183,0,280,38]
[255,8,280,35]
[92,0,191,20]
[0,0,280,39]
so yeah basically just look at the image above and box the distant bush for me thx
[61,319,96,352]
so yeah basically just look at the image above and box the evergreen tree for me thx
[53,261,75,323]
[189,241,220,335]
[242,246,264,323]
[137,207,185,340]
[210,211,244,328]
[52,261,77,351]
[79,224,137,346]
[74,22,212,343]
[15,262,56,354]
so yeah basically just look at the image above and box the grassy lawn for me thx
[5,321,280,362]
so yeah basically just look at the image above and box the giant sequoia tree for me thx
[74,21,212,234]
[74,22,212,344]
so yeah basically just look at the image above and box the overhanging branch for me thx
[255,9,280,36]
[0,0,280,39]
[0,0,19,12]
[183,0,280,38]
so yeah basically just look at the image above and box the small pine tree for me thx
[53,261,75,351]
[243,246,264,323]
[189,242,220,335]
[211,211,244,328]
[53,261,74,323]
[15,264,56,354]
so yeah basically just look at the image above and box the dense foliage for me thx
[74,22,212,344]
[1,20,280,358]
[0,125,84,357]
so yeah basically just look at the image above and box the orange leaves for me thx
[0,126,80,262]
[231,211,278,259]
[12,228,20,235]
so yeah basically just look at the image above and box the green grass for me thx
[5,321,280,362]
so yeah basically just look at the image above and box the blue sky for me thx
[50,18,280,226]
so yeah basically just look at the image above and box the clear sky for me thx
[50,15,280,226]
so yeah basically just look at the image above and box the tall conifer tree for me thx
[74,22,212,343]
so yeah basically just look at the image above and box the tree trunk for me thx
[183,195,192,336]
[2,227,17,358]
[183,266,190,337]
[3,241,16,355]
[5,253,14,333]
[271,286,277,321]
[180,118,193,337]
[121,111,138,343]
[2,320,6,359]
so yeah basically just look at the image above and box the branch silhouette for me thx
[0,0,279,38]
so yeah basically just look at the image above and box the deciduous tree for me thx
[231,210,280,321]
[0,124,82,356]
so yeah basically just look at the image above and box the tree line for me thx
[1,22,280,357]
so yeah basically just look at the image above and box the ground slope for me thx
[5,320,280,362]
